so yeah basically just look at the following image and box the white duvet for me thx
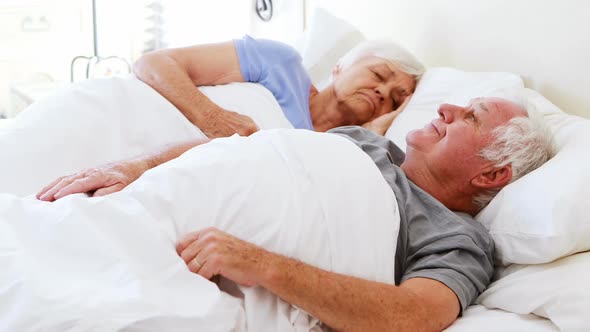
[0,78,400,331]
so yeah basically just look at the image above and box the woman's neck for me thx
[309,84,345,132]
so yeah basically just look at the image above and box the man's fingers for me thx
[92,183,125,197]
[53,175,108,200]
[190,256,220,282]
[180,238,206,264]
[196,260,217,280]
[37,177,65,199]
[38,177,77,201]
[176,231,202,255]
[187,250,219,280]
[187,255,201,273]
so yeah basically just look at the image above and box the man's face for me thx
[403,97,527,183]
[331,56,416,125]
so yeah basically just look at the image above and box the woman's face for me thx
[332,56,416,125]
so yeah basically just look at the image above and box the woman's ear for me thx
[471,165,513,189]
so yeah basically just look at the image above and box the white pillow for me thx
[477,251,590,331]
[386,68,590,266]
[477,87,590,265]
[296,7,366,89]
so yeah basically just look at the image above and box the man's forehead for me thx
[471,98,525,119]
[468,98,497,112]
[468,97,527,125]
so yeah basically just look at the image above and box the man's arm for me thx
[37,138,210,201]
[134,41,258,137]
[177,228,460,332]
[262,256,459,332]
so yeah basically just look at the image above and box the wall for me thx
[306,0,590,118]
[249,0,305,46]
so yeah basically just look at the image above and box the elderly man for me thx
[37,97,552,331]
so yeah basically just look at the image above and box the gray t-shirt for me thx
[328,126,495,312]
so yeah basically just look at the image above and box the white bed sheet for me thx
[0,79,401,331]
[445,305,558,332]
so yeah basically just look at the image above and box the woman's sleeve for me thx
[233,35,302,83]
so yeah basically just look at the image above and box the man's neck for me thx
[309,85,345,132]
[400,161,478,216]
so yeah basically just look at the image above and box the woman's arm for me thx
[362,95,412,136]
[134,41,258,138]
[37,138,210,201]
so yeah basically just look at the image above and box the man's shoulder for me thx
[397,185,495,312]
[406,185,492,245]
[328,126,405,165]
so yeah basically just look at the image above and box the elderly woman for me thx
[37,36,424,201]
[134,35,425,137]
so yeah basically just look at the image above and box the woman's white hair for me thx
[473,95,556,209]
[335,40,426,79]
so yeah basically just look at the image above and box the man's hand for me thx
[37,138,209,202]
[202,108,259,138]
[176,227,460,331]
[176,227,269,286]
[363,94,412,136]
[36,160,147,202]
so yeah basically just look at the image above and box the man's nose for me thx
[438,104,464,123]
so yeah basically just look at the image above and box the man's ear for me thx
[471,165,513,189]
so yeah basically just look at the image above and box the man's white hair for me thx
[335,40,426,79]
[473,96,556,208]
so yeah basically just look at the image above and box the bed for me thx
[1,1,590,331]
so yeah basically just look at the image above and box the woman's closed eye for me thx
[373,71,384,81]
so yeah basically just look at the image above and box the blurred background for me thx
[0,0,305,119]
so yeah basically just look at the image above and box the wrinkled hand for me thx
[36,160,147,202]
[177,227,269,286]
[363,94,412,136]
[201,108,259,138]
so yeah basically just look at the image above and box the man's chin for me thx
[405,129,423,145]
[405,131,437,154]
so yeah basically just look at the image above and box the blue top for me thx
[234,35,314,130]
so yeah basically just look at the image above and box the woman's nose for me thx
[374,88,385,103]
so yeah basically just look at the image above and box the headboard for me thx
[305,0,590,119]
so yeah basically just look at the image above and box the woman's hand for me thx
[36,160,148,202]
[363,94,412,136]
[202,108,259,138]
